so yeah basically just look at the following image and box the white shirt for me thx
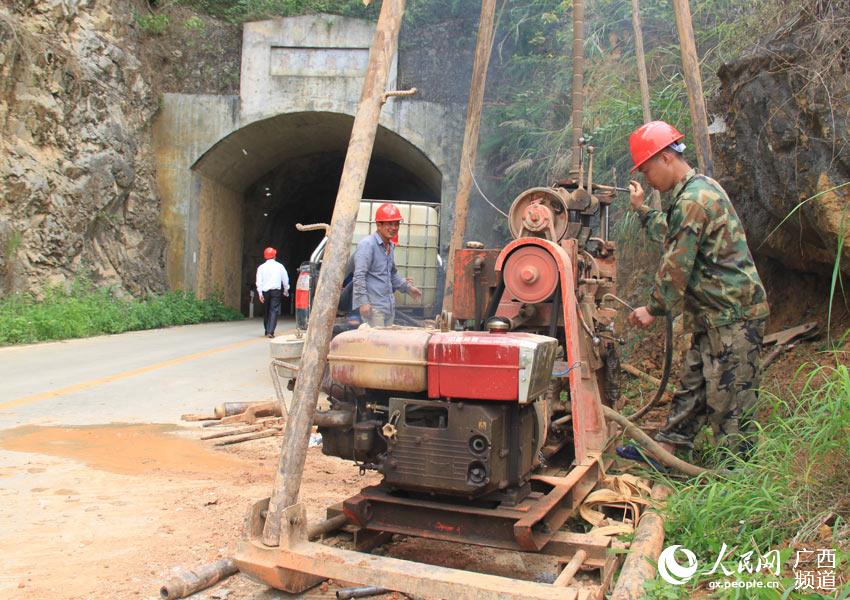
[256,259,289,296]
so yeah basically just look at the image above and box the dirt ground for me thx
[0,419,615,600]
[0,422,385,599]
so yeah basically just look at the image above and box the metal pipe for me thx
[381,87,417,104]
[602,204,610,240]
[336,586,389,599]
[262,0,407,547]
[473,256,485,329]
[159,559,238,600]
[307,514,349,540]
[313,410,355,428]
[568,0,586,175]
[509,303,536,331]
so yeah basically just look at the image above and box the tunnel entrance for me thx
[191,111,442,316]
[242,151,438,316]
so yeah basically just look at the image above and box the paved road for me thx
[0,318,293,429]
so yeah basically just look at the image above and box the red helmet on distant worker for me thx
[629,121,685,173]
[375,203,403,223]
[263,247,277,260]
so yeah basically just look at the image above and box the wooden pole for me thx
[261,0,406,546]
[568,0,586,175]
[441,0,498,314]
[630,0,662,209]
[671,0,713,177]
[631,0,652,126]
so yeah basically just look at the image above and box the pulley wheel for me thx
[508,187,570,241]
[503,246,559,304]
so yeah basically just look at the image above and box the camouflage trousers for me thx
[655,318,766,454]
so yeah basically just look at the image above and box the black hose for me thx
[483,275,505,322]
[628,312,674,422]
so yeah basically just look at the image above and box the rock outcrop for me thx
[0,0,166,297]
[713,4,850,278]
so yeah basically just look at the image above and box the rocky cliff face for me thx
[713,6,850,278]
[0,0,167,297]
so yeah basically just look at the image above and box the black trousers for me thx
[263,289,283,335]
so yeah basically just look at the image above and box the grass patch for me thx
[0,279,242,346]
[643,361,850,598]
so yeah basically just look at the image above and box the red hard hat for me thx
[263,247,276,260]
[629,121,685,173]
[375,203,403,222]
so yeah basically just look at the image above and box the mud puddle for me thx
[0,423,249,478]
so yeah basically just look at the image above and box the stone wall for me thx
[0,0,167,297]
[713,9,850,278]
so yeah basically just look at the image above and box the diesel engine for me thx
[318,326,558,501]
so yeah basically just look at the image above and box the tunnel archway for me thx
[191,111,442,315]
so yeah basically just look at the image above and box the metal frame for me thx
[235,497,620,600]
[342,462,601,552]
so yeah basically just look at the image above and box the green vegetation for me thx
[0,278,242,346]
[642,363,850,598]
[135,11,170,35]
[175,0,374,22]
[479,0,796,200]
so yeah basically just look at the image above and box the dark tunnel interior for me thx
[240,153,440,316]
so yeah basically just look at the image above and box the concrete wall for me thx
[152,95,240,295]
[240,15,396,123]
[196,175,243,308]
[153,15,465,310]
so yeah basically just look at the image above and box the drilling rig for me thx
[235,141,639,599]
[315,139,621,548]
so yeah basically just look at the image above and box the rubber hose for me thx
[628,312,674,422]
[602,405,707,477]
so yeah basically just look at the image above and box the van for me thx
[294,200,442,331]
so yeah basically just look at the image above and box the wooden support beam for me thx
[442,0,498,313]
[261,0,407,546]
[671,0,713,176]
[553,549,587,587]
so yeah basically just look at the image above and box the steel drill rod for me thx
[261,0,407,547]
[159,558,237,600]
[568,0,586,175]
[307,513,349,540]
[336,586,390,599]
[214,428,280,446]
[200,423,263,440]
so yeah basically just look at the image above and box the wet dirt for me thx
[0,423,250,478]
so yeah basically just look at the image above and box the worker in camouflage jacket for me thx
[626,121,770,459]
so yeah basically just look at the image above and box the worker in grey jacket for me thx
[352,203,421,326]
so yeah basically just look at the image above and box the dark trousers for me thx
[263,289,282,335]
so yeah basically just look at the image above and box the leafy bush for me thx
[136,12,170,35]
[0,280,242,346]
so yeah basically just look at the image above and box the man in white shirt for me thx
[256,247,289,338]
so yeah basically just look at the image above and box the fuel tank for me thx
[328,327,557,403]
[327,327,432,392]
[427,331,558,403]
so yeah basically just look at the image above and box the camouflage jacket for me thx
[636,169,770,332]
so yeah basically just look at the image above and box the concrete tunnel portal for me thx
[191,111,442,316]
